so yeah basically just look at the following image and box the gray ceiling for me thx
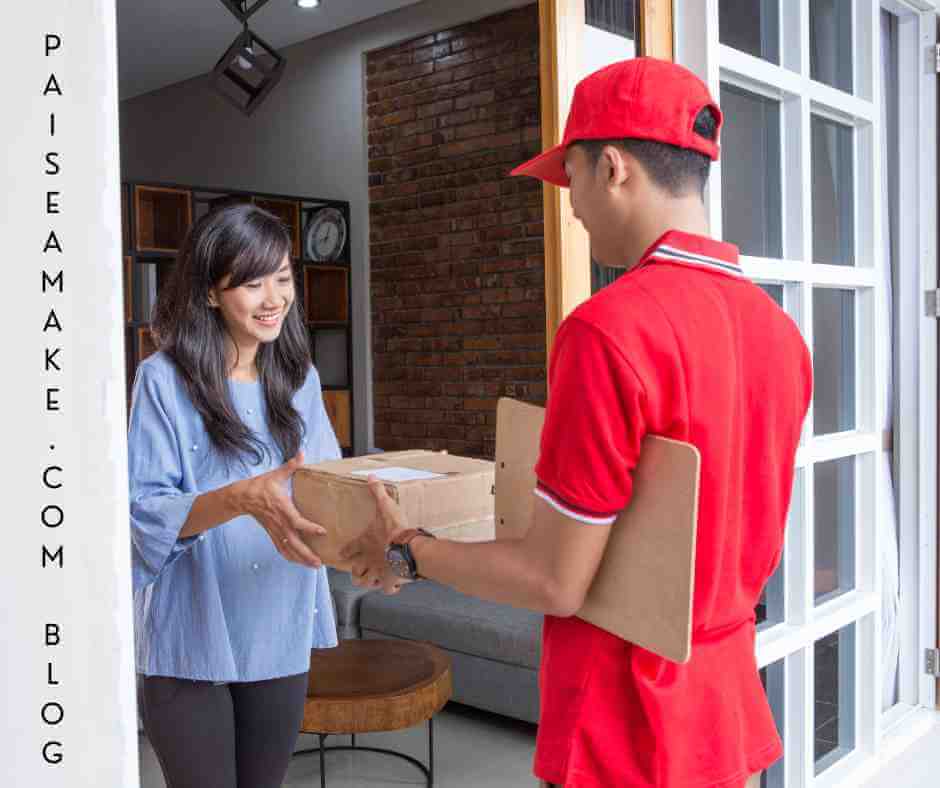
[117,0,424,99]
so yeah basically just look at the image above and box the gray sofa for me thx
[328,568,542,723]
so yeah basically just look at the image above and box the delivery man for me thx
[342,57,812,788]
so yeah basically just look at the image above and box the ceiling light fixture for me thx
[211,0,286,116]
[296,0,321,8]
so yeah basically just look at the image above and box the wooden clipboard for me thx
[495,397,701,664]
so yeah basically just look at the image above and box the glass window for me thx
[757,283,784,307]
[719,0,780,64]
[813,288,855,434]
[759,659,786,788]
[815,624,856,771]
[810,0,853,93]
[591,259,625,294]
[812,115,855,266]
[721,85,783,259]
[583,1,636,78]
[585,0,635,38]
[758,470,799,628]
[814,456,855,602]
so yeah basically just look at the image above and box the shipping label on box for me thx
[293,450,495,570]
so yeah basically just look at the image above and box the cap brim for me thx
[510,142,569,187]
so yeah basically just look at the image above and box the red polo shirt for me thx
[533,230,812,788]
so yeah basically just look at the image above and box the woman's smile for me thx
[253,309,283,327]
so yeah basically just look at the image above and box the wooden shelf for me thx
[123,256,133,323]
[135,186,192,253]
[136,326,158,363]
[304,266,349,323]
[121,188,130,253]
[206,193,251,214]
[253,197,301,259]
[322,389,351,449]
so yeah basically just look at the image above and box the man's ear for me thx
[602,144,629,189]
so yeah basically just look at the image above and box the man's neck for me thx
[620,195,710,271]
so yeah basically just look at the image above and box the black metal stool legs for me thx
[428,717,434,787]
[293,717,436,787]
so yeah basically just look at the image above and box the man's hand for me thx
[340,477,410,592]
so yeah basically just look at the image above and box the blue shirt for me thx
[129,352,339,682]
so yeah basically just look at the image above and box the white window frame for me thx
[676,1,937,786]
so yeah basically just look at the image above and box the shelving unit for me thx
[122,180,354,453]
[304,266,349,323]
[134,185,192,253]
[252,197,301,259]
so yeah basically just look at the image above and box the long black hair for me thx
[152,203,311,466]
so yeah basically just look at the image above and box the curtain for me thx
[878,10,900,713]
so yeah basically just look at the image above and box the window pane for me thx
[758,470,799,628]
[591,259,626,294]
[759,660,786,788]
[720,85,783,259]
[583,1,636,77]
[813,288,855,434]
[815,624,856,771]
[812,115,855,266]
[757,283,784,307]
[719,0,780,64]
[585,0,635,38]
[591,257,627,294]
[814,457,855,602]
[810,0,853,93]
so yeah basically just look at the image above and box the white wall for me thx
[3,1,139,785]
[120,0,535,455]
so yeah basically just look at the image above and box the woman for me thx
[129,203,339,788]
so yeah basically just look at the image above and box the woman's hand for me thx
[234,450,327,568]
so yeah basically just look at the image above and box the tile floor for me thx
[139,701,940,787]
[139,702,538,788]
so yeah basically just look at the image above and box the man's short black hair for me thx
[574,106,719,198]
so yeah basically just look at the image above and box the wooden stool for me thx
[294,639,452,788]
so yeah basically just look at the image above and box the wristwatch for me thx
[386,528,436,580]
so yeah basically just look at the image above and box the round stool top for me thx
[303,639,452,734]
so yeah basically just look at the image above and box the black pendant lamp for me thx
[211,0,286,116]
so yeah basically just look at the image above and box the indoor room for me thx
[111,1,939,787]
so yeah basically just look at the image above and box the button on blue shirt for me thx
[129,352,339,681]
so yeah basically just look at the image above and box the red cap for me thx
[511,57,723,187]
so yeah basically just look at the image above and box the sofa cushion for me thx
[327,568,377,639]
[359,581,542,670]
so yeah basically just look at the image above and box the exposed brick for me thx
[367,6,546,458]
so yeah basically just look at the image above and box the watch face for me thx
[305,207,347,262]
[386,545,414,580]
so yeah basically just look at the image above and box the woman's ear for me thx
[207,289,220,309]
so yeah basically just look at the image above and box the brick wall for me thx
[367,5,546,459]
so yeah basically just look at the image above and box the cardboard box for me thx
[293,450,495,570]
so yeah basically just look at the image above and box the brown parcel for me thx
[293,450,495,571]
[495,398,701,664]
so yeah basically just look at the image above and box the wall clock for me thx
[305,207,347,262]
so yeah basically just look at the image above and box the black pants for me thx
[138,672,308,788]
